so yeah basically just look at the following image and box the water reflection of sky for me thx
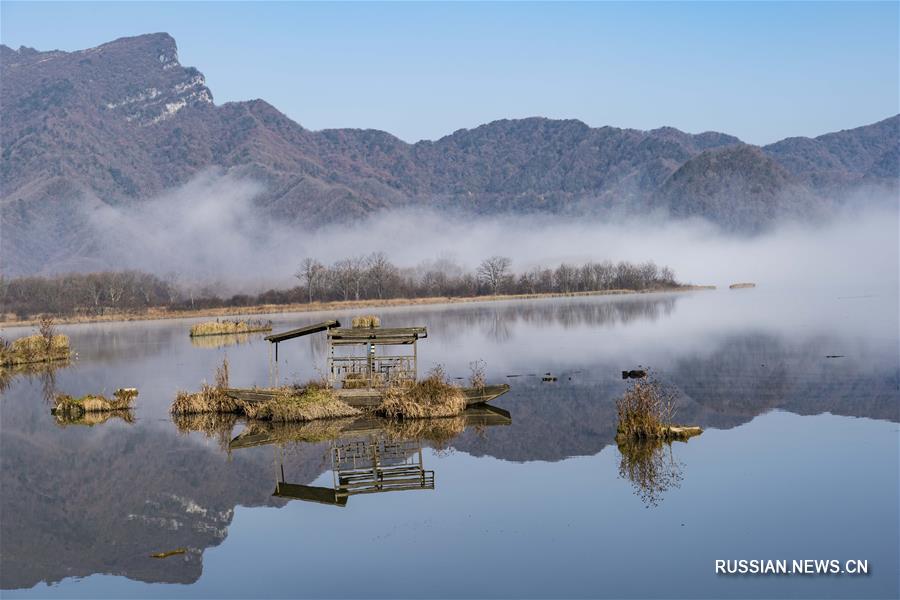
[1,289,898,598]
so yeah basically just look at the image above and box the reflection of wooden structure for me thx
[233,405,512,506]
[261,319,509,408]
[273,437,435,507]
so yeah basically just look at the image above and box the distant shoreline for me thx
[0,286,715,330]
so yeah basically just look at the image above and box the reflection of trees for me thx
[0,362,68,403]
[412,295,679,343]
[617,439,684,508]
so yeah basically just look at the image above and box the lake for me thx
[1,288,898,598]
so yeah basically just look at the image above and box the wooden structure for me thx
[264,320,425,388]
[260,318,510,408]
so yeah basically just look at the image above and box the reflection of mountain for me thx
[451,332,899,462]
[0,393,509,589]
[0,385,328,589]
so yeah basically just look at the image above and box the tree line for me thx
[1,255,679,319]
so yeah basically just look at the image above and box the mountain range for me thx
[1,33,897,276]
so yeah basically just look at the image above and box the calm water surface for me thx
[1,288,898,598]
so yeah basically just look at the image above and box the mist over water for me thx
[87,170,899,293]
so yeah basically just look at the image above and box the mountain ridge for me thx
[1,33,897,276]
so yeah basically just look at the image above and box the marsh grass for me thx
[52,388,138,418]
[616,374,703,444]
[468,359,486,389]
[0,333,71,366]
[351,315,381,328]
[171,358,358,423]
[616,375,676,439]
[189,319,272,337]
[171,357,243,414]
[376,366,467,419]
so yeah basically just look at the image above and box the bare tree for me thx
[477,256,511,295]
[295,258,325,303]
[365,252,397,299]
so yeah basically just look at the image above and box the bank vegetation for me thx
[2,255,683,321]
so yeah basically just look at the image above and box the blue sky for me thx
[1,1,897,144]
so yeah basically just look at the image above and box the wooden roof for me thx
[328,327,427,345]
[264,320,340,343]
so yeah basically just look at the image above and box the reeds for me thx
[189,319,272,337]
[52,387,138,418]
[0,333,71,366]
[170,358,359,423]
[376,366,467,419]
[615,374,702,442]
[351,315,381,328]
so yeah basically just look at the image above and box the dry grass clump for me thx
[189,319,272,337]
[616,375,701,442]
[170,357,359,424]
[171,357,243,415]
[52,388,138,417]
[616,375,675,440]
[468,359,486,389]
[729,282,757,289]
[0,333,70,366]
[171,384,242,415]
[242,385,360,423]
[376,366,467,419]
[351,315,381,328]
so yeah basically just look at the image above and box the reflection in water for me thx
[53,409,135,427]
[617,439,685,508]
[408,295,679,343]
[2,291,898,596]
[189,333,255,349]
[0,361,69,402]
[273,437,435,507]
[227,406,512,507]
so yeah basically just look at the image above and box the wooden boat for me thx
[224,383,509,409]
